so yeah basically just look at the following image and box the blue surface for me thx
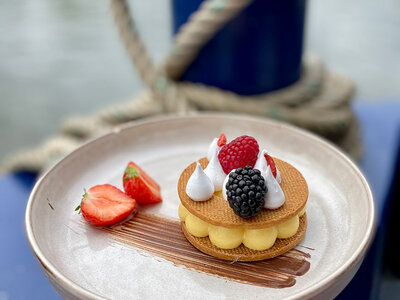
[354,101,400,219]
[0,101,399,299]
[171,0,306,95]
[0,172,61,300]
[337,100,400,300]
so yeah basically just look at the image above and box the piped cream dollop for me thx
[204,151,226,191]
[207,138,219,161]
[264,166,285,209]
[275,168,282,184]
[254,149,281,184]
[222,171,233,201]
[186,162,214,201]
[254,149,268,173]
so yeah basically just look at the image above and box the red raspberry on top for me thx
[218,135,259,174]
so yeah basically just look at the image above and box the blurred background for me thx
[1,0,400,299]
[1,0,399,161]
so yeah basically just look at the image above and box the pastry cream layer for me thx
[179,203,306,251]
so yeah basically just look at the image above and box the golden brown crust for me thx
[178,157,308,229]
[182,214,307,261]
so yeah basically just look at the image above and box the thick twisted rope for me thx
[164,0,254,79]
[111,0,188,113]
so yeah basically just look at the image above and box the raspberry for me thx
[218,135,259,174]
[225,166,266,218]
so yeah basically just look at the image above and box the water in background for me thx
[0,0,171,160]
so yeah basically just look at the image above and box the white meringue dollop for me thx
[222,171,234,201]
[186,162,214,201]
[207,138,219,161]
[254,149,268,174]
[204,150,226,191]
[254,149,282,184]
[275,168,282,184]
[263,166,285,209]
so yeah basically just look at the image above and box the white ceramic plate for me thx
[26,114,375,300]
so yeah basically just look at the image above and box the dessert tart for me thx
[178,135,308,261]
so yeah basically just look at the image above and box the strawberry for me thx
[76,184,136,226]
[217,133,227,147]
[264,153,277,178]
[123,162,162,205]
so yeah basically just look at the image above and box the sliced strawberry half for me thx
[264,153,277,178]
[76,184,136,226]
[123,161,162,205]
[217,133,227,147]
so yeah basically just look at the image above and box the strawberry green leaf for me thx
[75,188,87,214]
[124,165,139,181]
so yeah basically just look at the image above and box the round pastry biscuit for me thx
[178,157,308,229]
[182,214,307,261]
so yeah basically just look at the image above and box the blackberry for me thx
[225,166,267,218]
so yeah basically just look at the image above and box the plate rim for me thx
[25,113,376,299]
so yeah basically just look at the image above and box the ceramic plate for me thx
[26,114,375,299]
